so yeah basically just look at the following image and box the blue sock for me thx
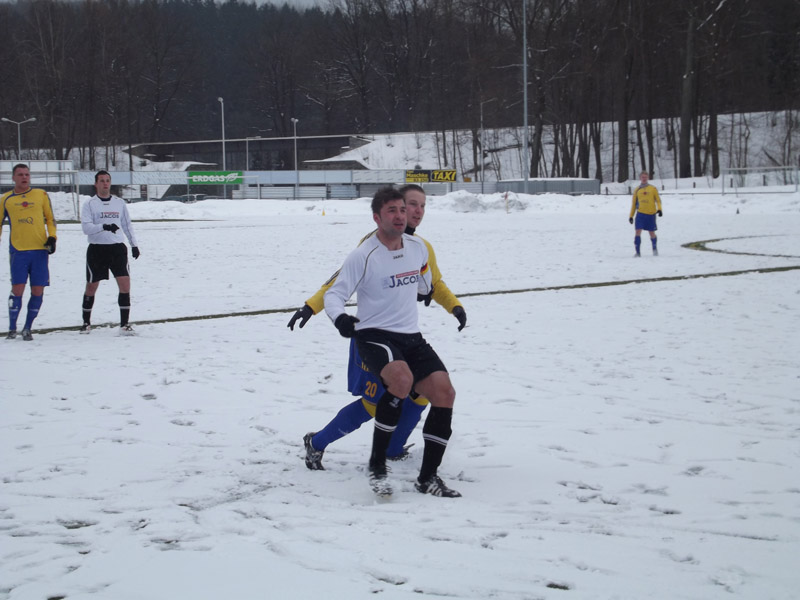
[312,399,372,451]
[24,295,43,330]
[634,236,641,254]
[387,397,427,457]
[651,236,657,250]
[9,295,22,330]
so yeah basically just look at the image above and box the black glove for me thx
[628,217,633,224]
[417,286,434,307]
[131,246,140,259]
[657,210,663,217]
[44,236,56,254]
[334,314,360,338]
[452,306,467,331]
[103,223,120,233]
[288,304,313,330]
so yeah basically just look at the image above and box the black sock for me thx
[82,295,95,325]
[419,406,453,482]
[370,390,403,469]
[118,293,130,326]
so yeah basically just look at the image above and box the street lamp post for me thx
[291,118,299,200]
[522,0,529,194]
[1,117,37,159]
[480,98,497,195]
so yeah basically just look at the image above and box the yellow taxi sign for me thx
[432,170,456,182]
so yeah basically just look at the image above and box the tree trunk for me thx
[679,15,695,178]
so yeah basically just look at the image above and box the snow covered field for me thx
[1,189,799,599]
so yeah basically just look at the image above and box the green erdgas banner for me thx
[188,171,243,185]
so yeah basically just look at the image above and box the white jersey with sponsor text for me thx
[324,233,432,334]
[81,195,139,247]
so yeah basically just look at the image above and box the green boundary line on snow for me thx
[682,235,800,259]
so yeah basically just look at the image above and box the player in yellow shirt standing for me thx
[629,171,662,257]
[1,164,57,340]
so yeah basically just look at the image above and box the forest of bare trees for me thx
[1,0,798,181]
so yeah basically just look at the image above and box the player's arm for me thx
[288,270,337,330]
[81,200,103,235]
[0,197,7,243]
[289,229,377,330]
[324,252,362,338]
[120,202,139,247]
[307,229,375,314]
[42,193,57,253]
[43,193,57,239]
[425,243,461,313]
[305,269,339,314]
[422,237,466,329]
[654,188,663,215]
[629,192,638,220]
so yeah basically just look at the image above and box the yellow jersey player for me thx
[629,171,662,257]
[1,164,57,340]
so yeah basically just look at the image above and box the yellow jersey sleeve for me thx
[419,235,462,314]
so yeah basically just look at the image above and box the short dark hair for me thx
[398,183,425,197]
[95,170,111,182]
[12,163,28,175]
[371,186,404,214]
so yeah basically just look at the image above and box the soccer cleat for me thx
[80,323,92,334]
[119,324,135,336]
[415,474,462,498]
[387,443,414,461]
[368,463,393,497]
[634,252,641,258]
[303,432,325,470]
[21,329,33,341]
[6,330,17,340]
[653,248,659,256]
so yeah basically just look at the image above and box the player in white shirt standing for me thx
[80,170,140,335]
[324,187,460,498]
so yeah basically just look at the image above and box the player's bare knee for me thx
[382,363,413,398]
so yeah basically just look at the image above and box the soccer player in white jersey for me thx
[80,170,140,335]
[324,187,461,498]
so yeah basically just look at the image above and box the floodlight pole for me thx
[522,0,529,194]
[291,118,299,200]
[1,116,37,159]
[480,98,497,194]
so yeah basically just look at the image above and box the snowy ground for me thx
[1,190,799,600]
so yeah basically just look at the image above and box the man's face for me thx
[374,198,407,237]
[640,173,649,185]
[12,167,30,192]
[95,174,112,197]
[404,189,426,229]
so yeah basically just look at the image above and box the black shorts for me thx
[86,243,129,282]
[355,328,447,388]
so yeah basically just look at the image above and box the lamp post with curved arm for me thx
[1,117,37,159]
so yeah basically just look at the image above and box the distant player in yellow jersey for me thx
[629,171,662,257]
[1,164,57,340]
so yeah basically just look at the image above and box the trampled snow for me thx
[2,189,799,599]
